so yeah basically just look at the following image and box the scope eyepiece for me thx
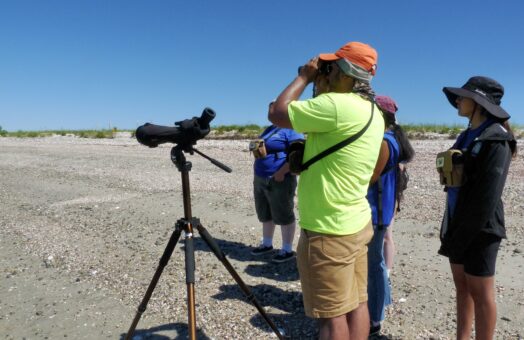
[198,108,216,128]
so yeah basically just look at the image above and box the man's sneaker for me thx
[251,245,274,256]
[271,250,295,263]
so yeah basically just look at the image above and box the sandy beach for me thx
[0,136,523,339]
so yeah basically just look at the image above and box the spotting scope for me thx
[136,108,215,147]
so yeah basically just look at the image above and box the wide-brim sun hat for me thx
[443,76,510,120]
[319,41,378,82]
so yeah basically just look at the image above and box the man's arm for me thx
[268,57,318,128]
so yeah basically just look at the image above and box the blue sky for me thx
[1,0,523,131]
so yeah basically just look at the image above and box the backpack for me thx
[395,163,409,212]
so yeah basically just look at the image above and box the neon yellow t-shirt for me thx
[288,92,384,235]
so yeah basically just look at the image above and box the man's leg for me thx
[280,221,296,252]
[319,315,349,340]
[262,220,276,244]
[346,302,370,339]
[271,175,297,253]
[450,263,474,340]
[349,223,372,339]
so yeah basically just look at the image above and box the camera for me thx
[287,139,305,174]
[249,139,267,159]
[318,61,333,75]
[436,149,464,187]
[298,61,333,76]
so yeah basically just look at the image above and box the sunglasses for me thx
[318,62,333,75]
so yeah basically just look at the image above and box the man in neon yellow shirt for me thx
[269,41,384,339]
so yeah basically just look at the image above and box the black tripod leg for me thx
[125,223,183,340]
[194,221,285,340]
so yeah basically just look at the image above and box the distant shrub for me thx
[0,125,7,136]
[26,131,39,138]
[94,131,111,139]
[211,124,265,139]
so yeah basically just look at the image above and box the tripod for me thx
[125,144,284,340]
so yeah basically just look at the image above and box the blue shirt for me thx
[367,131,400,227]
[253,126,304,178]
[447,119,494,218]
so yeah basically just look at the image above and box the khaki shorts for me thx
[297,221,373,318]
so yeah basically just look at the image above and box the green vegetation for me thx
[402,124,464,139]
[212,124,266,139]
[403,123,523,139]
[0,124,521,140]
[0,129,124,139]
[511,124,524,139]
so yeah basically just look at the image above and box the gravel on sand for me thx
[1,136,523,339]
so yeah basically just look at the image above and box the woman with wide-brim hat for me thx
[439,76,517,339]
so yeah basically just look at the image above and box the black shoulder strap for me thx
[301,101,375,172]
[377,177,385,229]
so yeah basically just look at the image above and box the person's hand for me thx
[298,57,320,83]
[273,171,285,182]
[273,162,290,182]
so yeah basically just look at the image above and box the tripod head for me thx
[136,108,215,150]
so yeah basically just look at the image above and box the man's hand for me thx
[272,162,291,182]
[273,171,285,182]
[269,56,321,128]
[298,57,320,83]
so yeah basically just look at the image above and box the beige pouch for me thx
[249,139,267,159]
[436,149,464,187]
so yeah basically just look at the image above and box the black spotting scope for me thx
[136,108,216,147]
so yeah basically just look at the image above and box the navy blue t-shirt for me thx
[447,119,494,218]
[254,126,304,178]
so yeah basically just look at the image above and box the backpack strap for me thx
[301,101,375,172]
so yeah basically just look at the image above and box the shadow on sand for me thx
[211,283,317,339]
[120,322,211,340]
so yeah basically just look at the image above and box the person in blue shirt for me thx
[366,95,414,338]
[439,76,517,340]
[250,101,304,263]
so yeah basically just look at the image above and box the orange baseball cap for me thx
[319,41,378,75]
